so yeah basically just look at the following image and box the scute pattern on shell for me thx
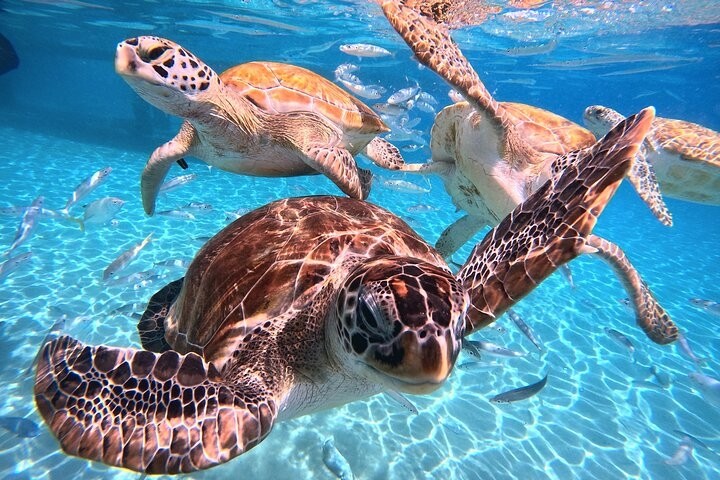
[502,102,596,156]
[221,61,388,135]
[652,117,720,165]
[165,196,447,363]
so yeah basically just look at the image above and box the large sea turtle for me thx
[115,36,405,215]
[584,105,720,205]
[379,0,675,335]
[34,110,677,474]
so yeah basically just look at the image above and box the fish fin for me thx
[385,390,418,415]
[176,158,189,169]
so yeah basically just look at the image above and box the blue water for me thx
[0,1,719,479]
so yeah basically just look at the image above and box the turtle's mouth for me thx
[361,361,446,395]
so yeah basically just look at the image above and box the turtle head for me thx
[334,257,467,394]
[583,105,625,138]
[115,36,221,116]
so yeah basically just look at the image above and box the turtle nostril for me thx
[125,37,139,46]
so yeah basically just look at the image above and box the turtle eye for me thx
[141,46,168,62]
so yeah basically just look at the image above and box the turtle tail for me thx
[457,107,656,334]
[138,278,184,353]
[34,336,277,474]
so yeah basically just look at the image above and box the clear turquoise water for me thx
[0,1,719,479]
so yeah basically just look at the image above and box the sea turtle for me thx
[379,0,675,337]
[34,109,677,474]
[115,36,405,215]
[584,105,720,205]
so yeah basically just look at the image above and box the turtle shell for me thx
[502,102,596,155]
[651,117,720,166]
[164,196,445,365]
[220,61,389,136]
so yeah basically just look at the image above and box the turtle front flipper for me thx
[304,144,371,199]
[381,0,501,120]
[138,278,184,352]
[381,0,542,168]
[625,143,673,226]
[141,121,196,216]
[435,215,486,258]
[456,108,655,334]
[586,235,677,344]
[34,336,277,474]
[364,137,405,170]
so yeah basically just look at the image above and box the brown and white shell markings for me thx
[35,108,678,474]
[115,36,405,215]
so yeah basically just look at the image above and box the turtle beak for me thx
[115,42,138,76]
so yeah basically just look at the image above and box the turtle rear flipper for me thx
[138,278,184,352]
[34,336,277,474]
[364,137,405,170]
[457,108,656,334]
[586,235,677,344]
[304,144,369,199]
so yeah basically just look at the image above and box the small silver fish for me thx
[664,436,694,466]
[457,360,504,372]
[103,232,153,281]
[689,371,720,405]
[83,197,124,226]
[559,264,575,289]
[417,91,438,106]
[382,179,430,194]
[157,209,196,221]
[334,63,361,84]
[507,310,543,351]
[414,100,436,114]
[448,89,464,103]
[106,269,158,287]
[372,102,408,116]
[5,196,44,256]
[649,365,671,388]
[463,339,526,358]
[689,297,720,317]
[110,302,145,317]
[181,201,213,213]
[406,203,439,213]
[159,173,197,194]
[339,43,391,58]
[155,258,191,270]
[672,430,713,452]
[337,78,385,100]
[62,166,113,213]
[387,85,421,105]
[0,205,28,216]
[604,327,635,359]
[0,416,41,438]
[676,331,705,366]
[490,373,549,404]
[385,390,418,415]
[322,438,354,480]
[0,251,32,281]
